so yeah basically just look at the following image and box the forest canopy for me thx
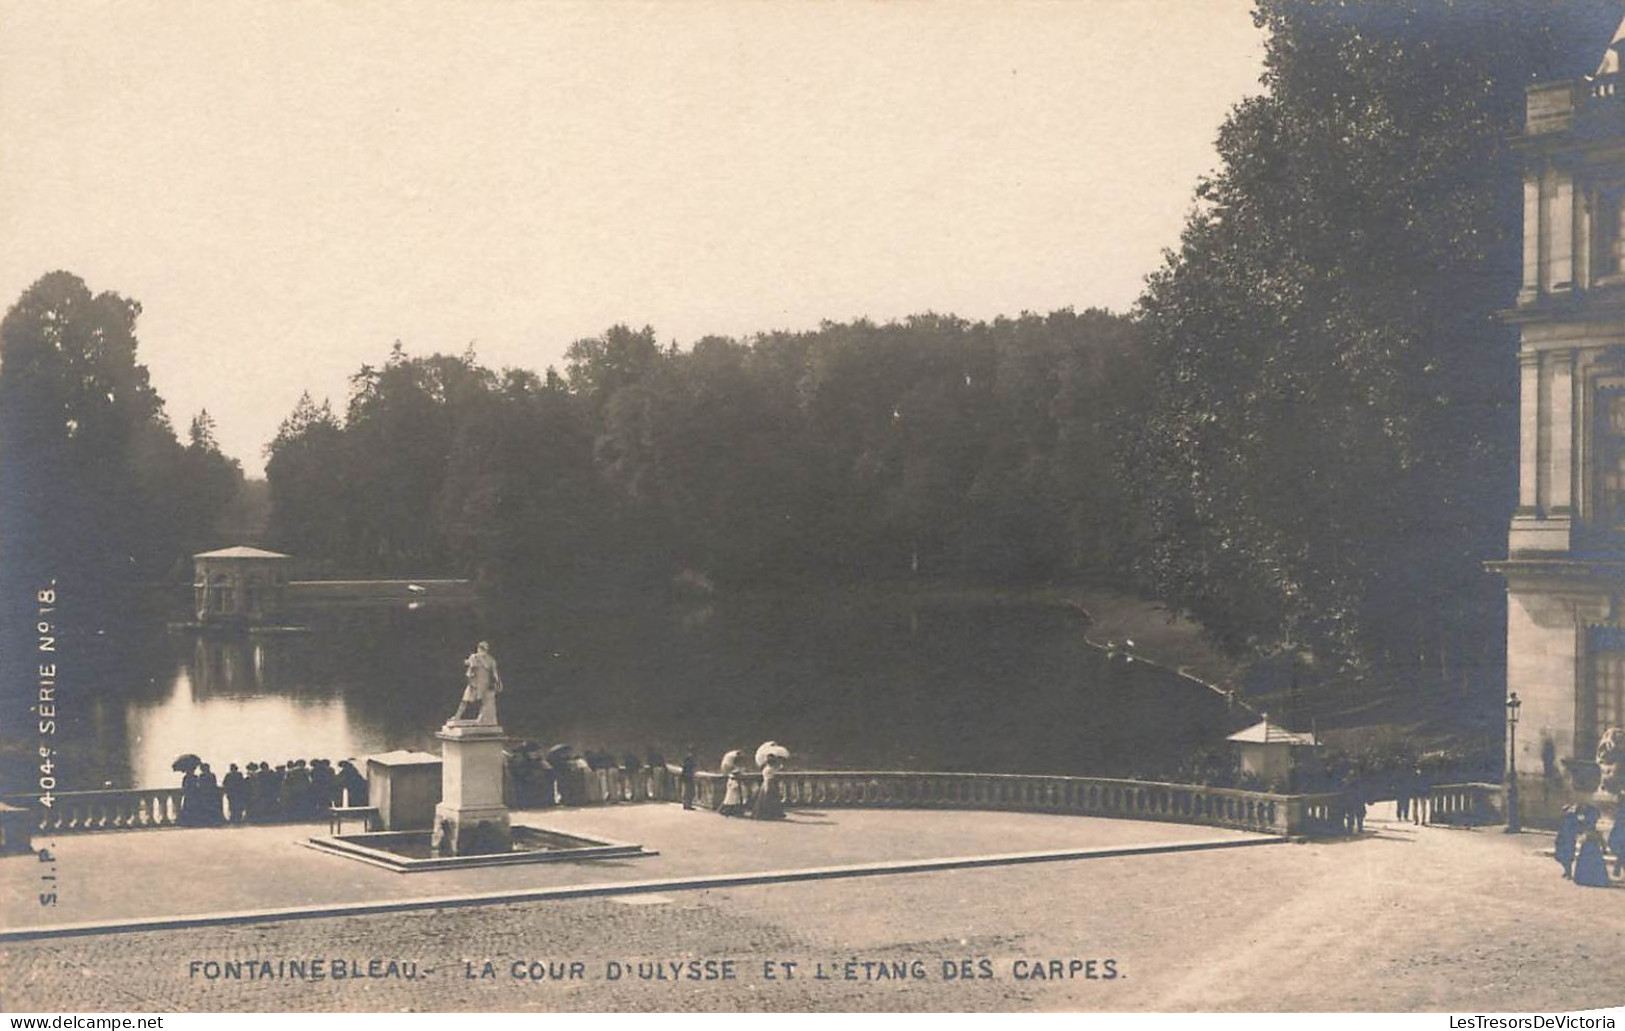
[7,0,1623,709]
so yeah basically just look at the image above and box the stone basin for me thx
[305,825,654,872]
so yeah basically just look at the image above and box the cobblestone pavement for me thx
[2,807,1621,1012]
[0,805,1258,931]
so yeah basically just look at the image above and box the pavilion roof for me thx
[1227,714,1318,747]
[193,546,291,560]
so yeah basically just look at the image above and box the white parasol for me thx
[755,741,789,766]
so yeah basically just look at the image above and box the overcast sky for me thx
[0,1,1265,474]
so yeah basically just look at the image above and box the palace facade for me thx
[1497,20,1625,817]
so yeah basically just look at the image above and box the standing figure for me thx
[1555,805,1581,879]
[256,762,283,822]
[1412,767,1431,825]
[1608,795,1625,878]
[718,769,745,816]
[281,760,313,820]
[717,751,746,817]
[310,759,337,807]
[452,641,503,726]
[753,755,787,820]
[223,763,248,824]
[197,763,224,826]
[1575,806,1611,887]
[178,766,202,826]
[680,747,697,811]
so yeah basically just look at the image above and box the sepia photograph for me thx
[1,0,1622,1016]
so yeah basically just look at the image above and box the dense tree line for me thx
[0,272,244,597]
[263,311,1146,591]
[259,0,1625,699]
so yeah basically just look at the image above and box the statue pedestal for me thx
[432,722,511,855]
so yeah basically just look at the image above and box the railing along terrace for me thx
[8,769,1356,838]
[1426,782,1504,827]
[671,770,1327,837]
[3,788,185,833]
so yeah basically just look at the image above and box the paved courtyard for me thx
[0,805,1260,932]
[0,803,1620,1012]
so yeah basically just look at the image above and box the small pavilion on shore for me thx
[1227,713,1320,788]
[192,546,292,626]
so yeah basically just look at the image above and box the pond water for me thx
[12,590,1243,792]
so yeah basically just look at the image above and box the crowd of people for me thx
[504,746,672,807]
[502,741,791,820]
[175,757,367,826]
[1553,797,1625,888]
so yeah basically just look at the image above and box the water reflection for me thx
[119,637,367,787]
[127,672,357,786]
[19,594,1245,791]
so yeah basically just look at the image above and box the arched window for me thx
[211,573,233,614]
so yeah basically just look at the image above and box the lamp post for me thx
[1505,692,1522,834]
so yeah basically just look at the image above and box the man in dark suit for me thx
[223,763,248,823]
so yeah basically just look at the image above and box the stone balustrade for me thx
[7,770,1358,838]
[670,770,1345,838]
[3,788,184,833]
[1426,782,1505,827]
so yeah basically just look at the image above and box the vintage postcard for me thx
[1,0,1623,1017]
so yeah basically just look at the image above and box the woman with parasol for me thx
[753,742,789,820]
[717,749,746,817]
[172,754,202,826]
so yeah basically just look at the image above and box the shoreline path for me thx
[0,803,1619,1012]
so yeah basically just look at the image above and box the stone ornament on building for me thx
[1598,726,1624,794]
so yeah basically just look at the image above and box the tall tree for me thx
[1130,0,1621,680]
[1,272,183,588]
[264,392,349,563]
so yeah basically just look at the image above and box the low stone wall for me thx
[8,770,1355,839]
[1427,782,1505,827]
[543,768,1343,838]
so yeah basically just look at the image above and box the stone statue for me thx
[450,640,503,727]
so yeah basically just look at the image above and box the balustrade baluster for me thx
[10,775,1322,838]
